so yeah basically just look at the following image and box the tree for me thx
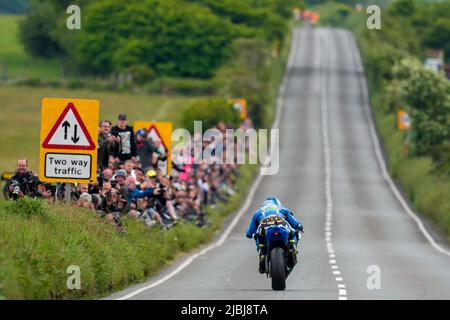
[72,0,250,78]
[180,97,240,133]
[19,2,63,58]
[387,0,417,18]
[186,0,288,43]
[392,58,450,157]
[423,19,450,63]
[215,38,271,128]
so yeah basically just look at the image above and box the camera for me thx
[110,179,117,189]
[12,185,21,200]
[44,183,56,195]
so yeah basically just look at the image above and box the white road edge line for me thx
[347,32,450,258]
[320,28,348,300]
[114,29,302,300]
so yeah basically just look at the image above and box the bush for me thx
[3,198,48,218]
[125,65,157,85]
[145,77,218,96]
[180,97,240,133]
[391,58,450,156]
[19,2,63,59]
[14,77,43,87]
[215,38,271,128]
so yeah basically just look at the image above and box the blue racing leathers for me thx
[245,203,302,252]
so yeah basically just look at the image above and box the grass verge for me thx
[0,164,257,299]
[372,92,450,237]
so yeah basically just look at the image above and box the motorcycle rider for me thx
[246,196,303,273]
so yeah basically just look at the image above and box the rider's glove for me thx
[297,224,304,233]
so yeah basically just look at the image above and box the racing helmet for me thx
[266,196,281,207]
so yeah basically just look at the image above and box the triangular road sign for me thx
[42,103,96,150]
[148,125,169,153]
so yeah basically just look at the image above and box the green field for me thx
[0,14,60,81]
[0,86,195,172]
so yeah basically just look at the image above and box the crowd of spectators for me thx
[6,113,253,233]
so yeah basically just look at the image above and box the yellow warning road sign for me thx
[397,109,411,131]
[228,99,248,120]
[39,98,99,183]
[134,121,173,176]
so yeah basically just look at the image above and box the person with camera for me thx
[96,188,126,232]
[139,171,178,226]
[7,159,39,200]
[130,170,174,227]
[30,182,55,203]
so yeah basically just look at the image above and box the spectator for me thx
[71,183,89,201]
[30,182,54,203]
[8,117,246,233]
[76,192,94,209]
[97,120,117,170]
[124,160,137,180]
[152,138,168,168]
[102,168,114,182]
[113,169,127,190]
[136,129,158,171]
[135,168,146,185]
[7,159,39,200]
[111,113,137,162]
[130,174,167,227]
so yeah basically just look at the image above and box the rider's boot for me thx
[288,239,298,254]
[258,244,266,274]
[287,239,298,268]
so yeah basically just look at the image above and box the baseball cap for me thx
[136,129,147,137]
[118,113,127,120]
[115,170,127,178]
[146,169,157,177]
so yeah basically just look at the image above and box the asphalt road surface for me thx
[108,27,450,300]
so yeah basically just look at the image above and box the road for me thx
[108,27,450,300]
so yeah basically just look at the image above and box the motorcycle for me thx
[257,215,300,291]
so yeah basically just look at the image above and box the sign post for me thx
[39,98,99,185]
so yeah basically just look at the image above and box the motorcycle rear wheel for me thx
[270,247,286,290]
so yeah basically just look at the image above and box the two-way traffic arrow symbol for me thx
[42,102,96,150]
[71,125,80,144]
[62,121,70,140]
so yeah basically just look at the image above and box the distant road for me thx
[108,27,450,300]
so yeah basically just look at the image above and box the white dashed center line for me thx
[319,29,348,301]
